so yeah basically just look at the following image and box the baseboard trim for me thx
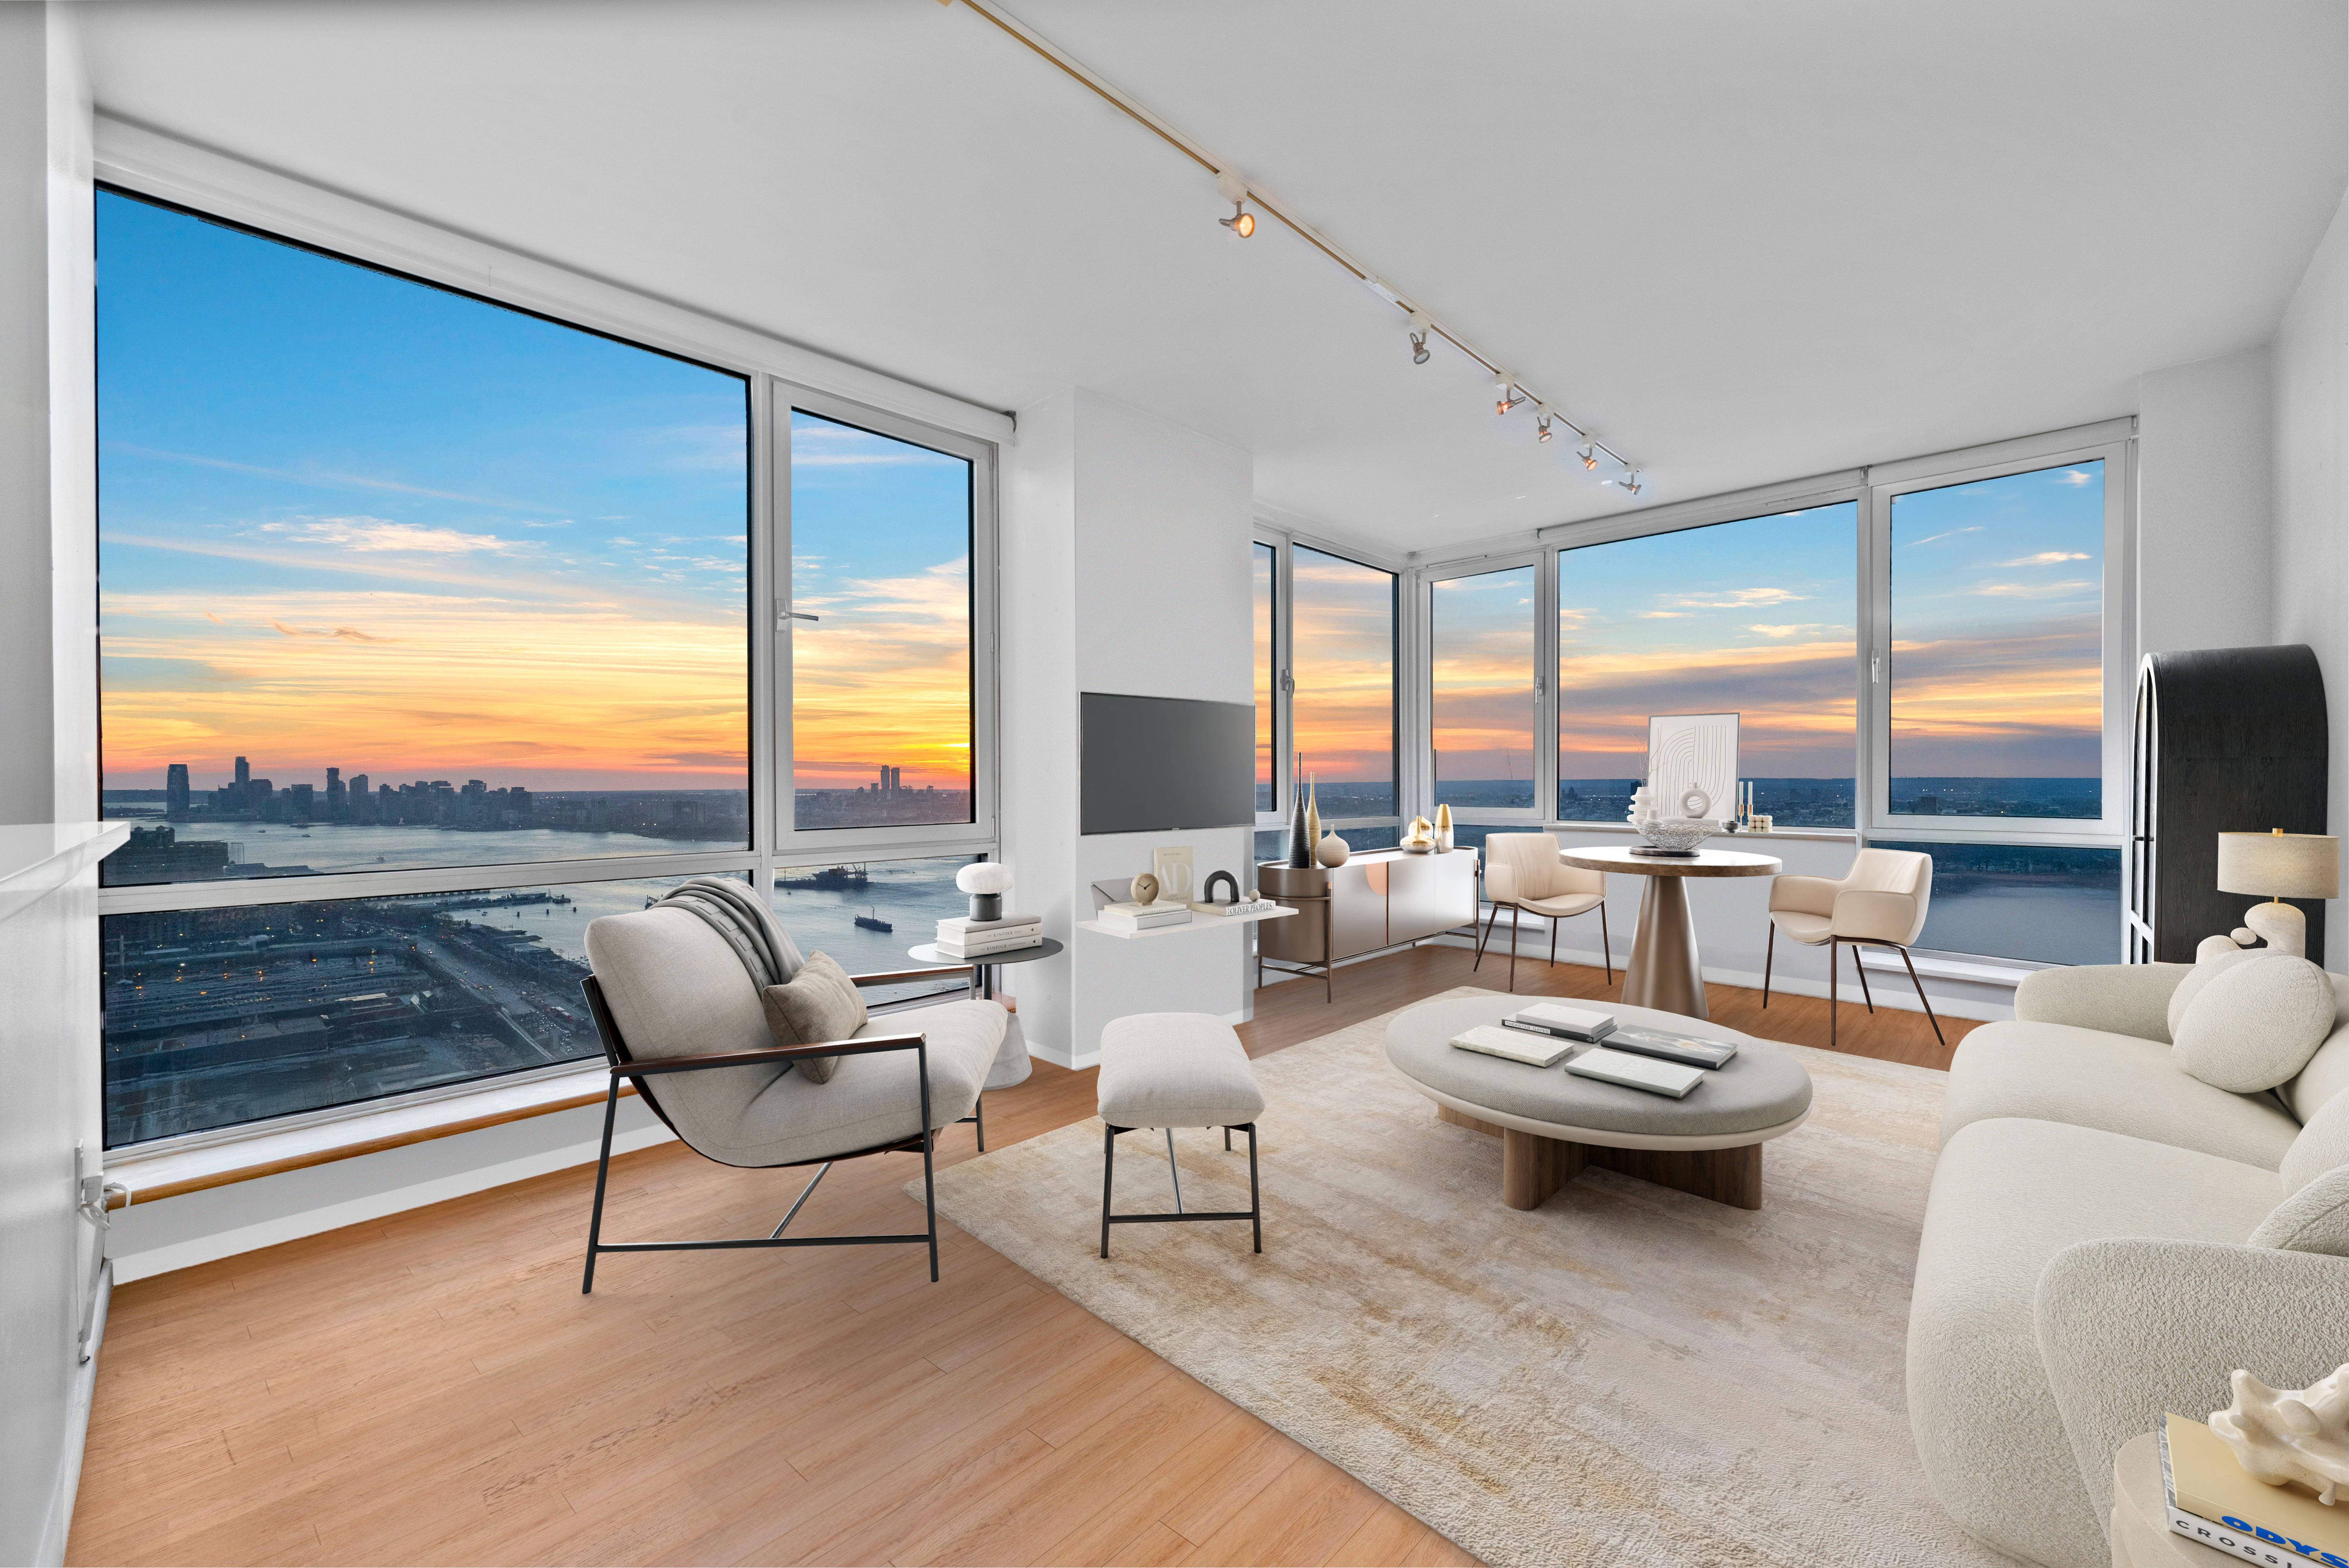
[39,1262,108,1568]
[108,1123,677,1283]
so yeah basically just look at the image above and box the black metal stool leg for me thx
[581,1077,622,1294]
[1100,1123,1118,1258]
[1247,1124,1261,1253]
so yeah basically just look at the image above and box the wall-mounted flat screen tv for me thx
[1081,692,1254,835]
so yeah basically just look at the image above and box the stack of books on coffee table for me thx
[935,912,1043,960]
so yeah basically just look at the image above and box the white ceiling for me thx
[78,0,2347,556]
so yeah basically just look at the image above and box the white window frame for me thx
[1861,423,2134,847]
[1251,522,1404,846]
[772,388,1000,863]
[86,119,1009,1152]
[1420,549,1547,830]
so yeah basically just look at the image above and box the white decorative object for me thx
[2211,1364,2349,1504]
[1151,845,1196,906]
[2217,830,2340,958]
[1638,819,1714,853]
[957,861,1015,921]
[1647,713,1739,831]
[1314,833,1350,867]
[1435,803,1455,852]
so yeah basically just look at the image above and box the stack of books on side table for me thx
[935,912,1044,960]
[2160,1412,2349,1567]
[1097,900,1192,932]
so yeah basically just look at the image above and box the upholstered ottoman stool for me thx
[1096,1013,1266,1258]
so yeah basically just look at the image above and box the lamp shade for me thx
[2216,831,2340,901]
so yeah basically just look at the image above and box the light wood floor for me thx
[70,943,1973,1567]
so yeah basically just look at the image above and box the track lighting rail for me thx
[941,0,1639,488]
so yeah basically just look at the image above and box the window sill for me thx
[1549,821,1860,844]
[1856,950,2037,989]
[104,1063,628,1208]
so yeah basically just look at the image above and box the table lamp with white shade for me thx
[2216,829,2339,957]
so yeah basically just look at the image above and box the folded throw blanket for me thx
[650,876,805,989]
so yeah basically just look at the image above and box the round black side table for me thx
[905,936,1064,1001]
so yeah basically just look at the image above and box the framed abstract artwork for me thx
[1647,712,1740,820]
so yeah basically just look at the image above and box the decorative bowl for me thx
[1637,817,1714,853]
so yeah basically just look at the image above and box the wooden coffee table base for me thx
[1438,1104,1765,1211]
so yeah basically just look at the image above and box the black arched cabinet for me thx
[2128,645,2327,964]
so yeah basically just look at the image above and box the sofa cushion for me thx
[2172,956,2337,1093]
[2281,975,2349,1123]
[1909,1119,2282,1568]
[759,950,867,1084]
[1940,1019,2302,1170]
[2282,1081,2349,1197]
[2013,962,2186,1044]
[2166,945,2265,1038]
[2251,1163,2349,1257]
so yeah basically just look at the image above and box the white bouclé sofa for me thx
[1908,962,2349,1568]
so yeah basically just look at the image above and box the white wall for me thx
[2274,195,2349,973]
[1001,389,1255,1067]
[2137,345,2274,660]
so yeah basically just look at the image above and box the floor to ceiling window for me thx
[94,187,995,1149]
[1254,541,1277,814]
[1404,425,2125,966]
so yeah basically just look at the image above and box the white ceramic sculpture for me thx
[1314,832,1350,867]
[2212,1364,2349,1504]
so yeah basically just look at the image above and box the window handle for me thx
[776,609,819,629]
[1870,652,1880,685]
[1280,669,1294,694]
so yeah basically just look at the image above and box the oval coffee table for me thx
[1558,844,1781,1020]
[1384,993,1813,1211]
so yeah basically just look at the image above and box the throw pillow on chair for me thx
[759,950,867,1083]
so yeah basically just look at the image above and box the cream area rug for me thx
[914,988,2017,1568]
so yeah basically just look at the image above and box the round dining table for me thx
[1557,844,1782,1020]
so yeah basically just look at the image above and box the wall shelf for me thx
[1076,907,1294,940]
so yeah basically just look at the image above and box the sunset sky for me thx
[1289,547,1396,792]
[98,192,975,803]
[1432,564,1537,796]
[1558,503,1860,781]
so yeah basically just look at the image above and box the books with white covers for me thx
[938,912,1041,935]
[935,933,1044,959]
[1448,1024,1573,1069]
[1192,898,1279,917]
[1503,1002,1617,1043]
[937,921,1041,944]
[1098,901,1192,930]
[1604,1025,1738,1070]
[1563,1047,1706,1098]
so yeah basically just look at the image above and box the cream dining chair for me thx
[1761,847,1944,1048]
[1474,832,1611,993]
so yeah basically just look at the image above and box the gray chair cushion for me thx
[1941,1019,2303,1171]
[1908,1118,2282,1568]
[585,908,1002,1167]
[1097,1013,1265,1129]
[759,951,866,1084]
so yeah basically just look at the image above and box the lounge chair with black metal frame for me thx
[1474,831,1612,993]
[577,906,1011,1292]
[1761,847,1945,1051]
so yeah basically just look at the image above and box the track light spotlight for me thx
[1494,370,1517,416]
[1580,437,1600,472]
[1536,402,1553,443]
[1618,470,1642,496]
[1215,169,1253,237]
[1408,310,1432,365]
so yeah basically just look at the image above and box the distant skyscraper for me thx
[166,763,189,817]
[234,755,250,789]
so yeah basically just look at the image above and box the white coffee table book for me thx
[1505,1002,1617,1043]
[1564,1047,1707,1098]
[1449,1024,1574,1069]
